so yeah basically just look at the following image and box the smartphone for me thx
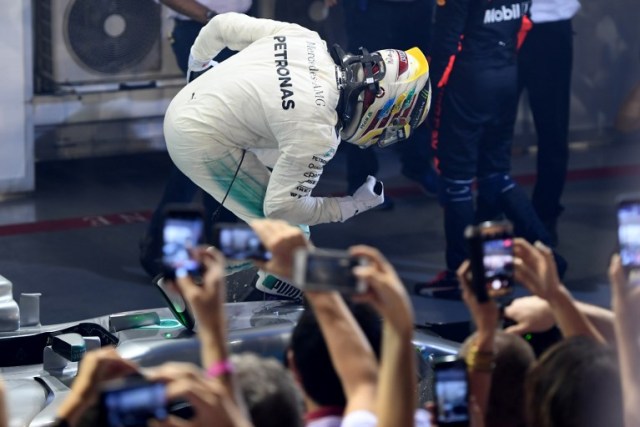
[293,248,367,294]
[432,355,470,427]
[99,376,168,427]
[213,223,271,261]
[162,206,204,278]
[616,196,640,286]
[465,220,515,302]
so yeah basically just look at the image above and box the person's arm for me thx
[251,219,378,414]
[306,292,379,415]
[350,245,416,427]
[263,142,383,225]
[56,348,139,427]
[456,261,498,418]
[503,295,616,343]
[513,239,605,343]
[150,369,253,427]
[430,0,470,88]
[574,300,616,342]
[173,248,236,400]
[159,0,213,24]
[609,254,640,427]
[190,13,301,65]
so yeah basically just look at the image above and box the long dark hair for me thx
[525,336,623,427]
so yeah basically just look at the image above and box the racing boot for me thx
[254,270,303,301]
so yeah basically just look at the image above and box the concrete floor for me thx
[0,134,639,342]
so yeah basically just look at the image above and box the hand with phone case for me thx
[432,356,471,427]
[465,221,515,303]
[56,347,139,426]
[105,365,250,427]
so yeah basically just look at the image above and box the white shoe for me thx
[254,270,303,300]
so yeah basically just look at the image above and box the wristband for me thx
[207,360,234,378]
[465,344,495,372]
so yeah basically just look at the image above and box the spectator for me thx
[287,300,382,421]
[251,219,431,426]
[517,0,581,246]
[524,336,623,427]
[458,331,535,427]
[231,352,304,427]
[165,13,431,298]
[140,0,252,278]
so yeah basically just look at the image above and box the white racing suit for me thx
[165,13,350,233]
[165,14,385,295]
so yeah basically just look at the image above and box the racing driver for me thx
[163,12,432,298]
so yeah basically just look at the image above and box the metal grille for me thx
[65,0,161,74]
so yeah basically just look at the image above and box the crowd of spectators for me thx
[0,217,634,426]
[1,2,635,426]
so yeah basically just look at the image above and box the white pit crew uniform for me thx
[165,13,349,233]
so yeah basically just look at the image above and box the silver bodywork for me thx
[0,276,20,333]
[0,301,459,426]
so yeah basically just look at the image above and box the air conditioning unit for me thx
[34,0,182,93]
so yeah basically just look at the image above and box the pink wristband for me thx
[207,360,234,378]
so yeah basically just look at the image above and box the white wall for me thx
[0,1,34,193]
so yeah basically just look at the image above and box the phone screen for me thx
[482,235,514,297]
[617,200,640,285]
[162,215,203,277]
[294,249,366,294]
[102,382,167,427]
[434,361,470,425]
[216,225,271,261]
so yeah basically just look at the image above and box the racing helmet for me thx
[333,45,431,148]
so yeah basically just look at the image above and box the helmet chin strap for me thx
[331,44,385,135]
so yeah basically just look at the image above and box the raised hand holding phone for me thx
[465,221,515,302]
